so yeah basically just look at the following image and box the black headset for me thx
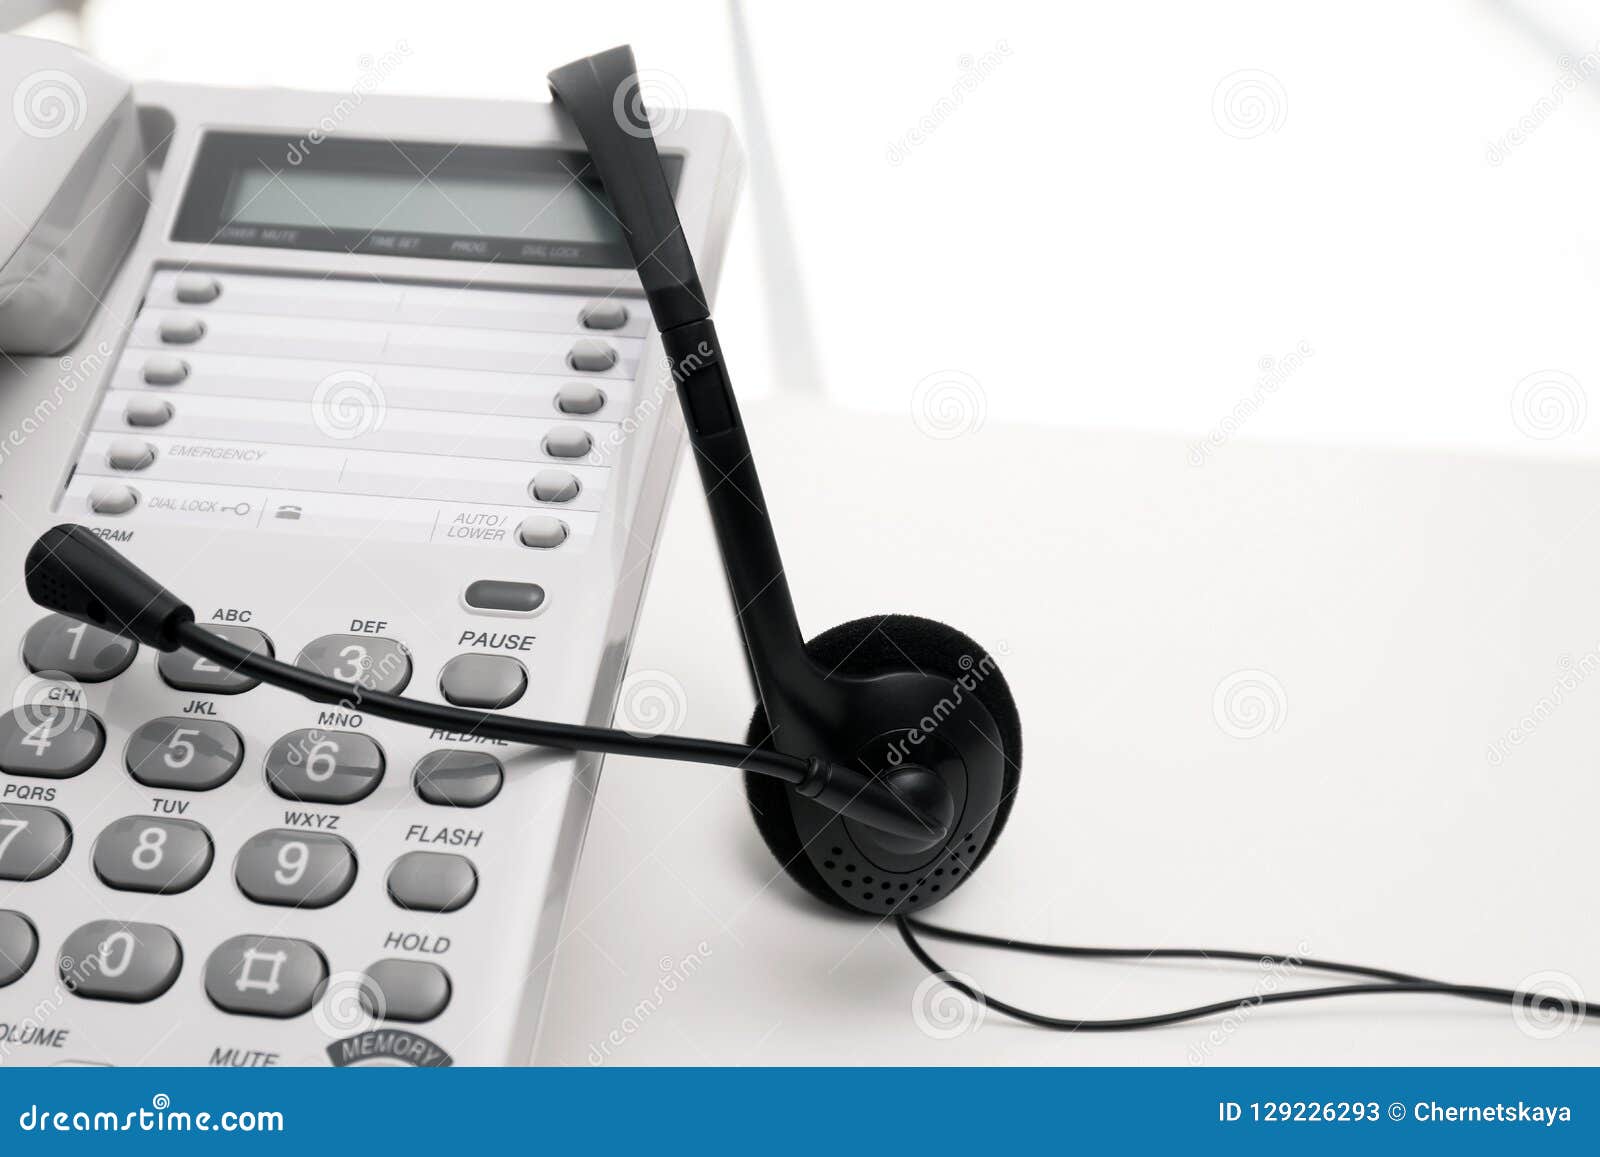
[22,45,1595,1035]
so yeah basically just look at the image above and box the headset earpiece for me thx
[745,614,1022,915]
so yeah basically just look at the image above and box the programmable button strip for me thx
[59,271,652,552]
[0,613,515,1023]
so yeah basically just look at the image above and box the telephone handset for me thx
[0,34,148,354]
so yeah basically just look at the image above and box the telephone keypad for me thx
[91,816,214,894]
[22,614,138,682]
[361,958,451,1023]
[413,749,503,807]
[264,729,385,804]
[295,634,412,694]
[125,717,244,791]
[386,851,477,913]
[204,935,327,1018]
[234,830,357,908]
[156,624,273,693]
[438,654,527,709]
[60,920,183,1003]
[0,706,106,779]
[0,912,38,987]
[0,804,72,881]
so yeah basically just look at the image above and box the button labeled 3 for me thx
[295,634,411,694]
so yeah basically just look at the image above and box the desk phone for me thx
[0,35,741,1065]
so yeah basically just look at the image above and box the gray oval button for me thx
[578,301,628,330]
[543,426,593,459]
[204,935,327,1018]
[438,654,527,709]
[295,634,411,694]
[0,912,38,988]
[174,274,221,304]
[125,717,243,791]
[158,315,205,344]
[516,515,568,549]
[142,355,189,385]
[23,613,137,682]
[530,469,580,503]
[555,383,606,415]
[157,624,273,693]
[265,729,384,804]
[0,706,106,779]
[567,337,617,372]
[235,829,356,908]
[387,851,477,913]
[414,750,503,808]
[0,804,71,882]
[361,959,451,1022]
[92,817,213,894]
[124,396,174,427]
[87,482,139,515]
[60,921,182,1003]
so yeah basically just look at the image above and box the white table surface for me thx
[534,398,1600,1065]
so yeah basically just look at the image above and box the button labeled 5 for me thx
[125,718,243,791]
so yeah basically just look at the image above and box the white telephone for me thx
[0,32,741,1066]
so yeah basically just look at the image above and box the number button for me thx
[59,920,182,1003]
[125,718,243,791]
[91,817,214,894]
[0,707,105,779]
[234,830,356,908]
[0,804,72,881]
[0,912,38,987]
[157,624,273,693]
[265,729,384,804]
[294,634,411,694]
[386,851,477,913]
[204,935,327,1018]
[22,614,137,682]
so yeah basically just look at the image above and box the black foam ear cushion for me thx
[744,613,1023,913]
